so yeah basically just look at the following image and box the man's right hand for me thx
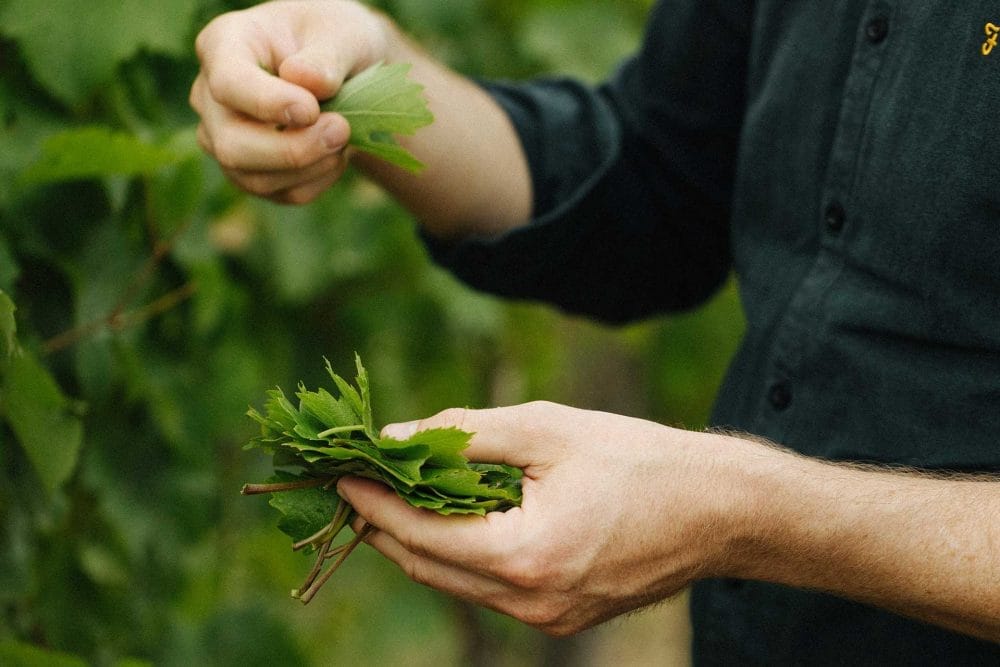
[189,0,389,204]
[190,0,531,236]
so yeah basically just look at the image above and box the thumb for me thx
[276,5,389,101]
[381,404,552,470]
[277,46,355,102]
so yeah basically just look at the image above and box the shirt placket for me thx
[754,1,896,442]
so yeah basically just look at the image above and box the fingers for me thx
[381,402,569,470]
[340,476,584,635]
[194,12,321,127]
[337,476,524,577]
[265,153,353,205]
[216,150,341,196]
[228,150,351,205]
[357,514,570,630]
[276,27,357,102]
[193,68,350,202]
[193,73,350,168]
[190,2,390,200]
[193,1,388,125]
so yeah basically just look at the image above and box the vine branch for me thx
[41,183,195,355]
[42,282,197,355]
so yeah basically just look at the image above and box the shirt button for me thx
[768,381,792,411]
[865,16,889,44]
[824,202,846,233]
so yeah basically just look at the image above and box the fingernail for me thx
[322,123,347,153]
[285,103,312,127]
[381,421,418,440]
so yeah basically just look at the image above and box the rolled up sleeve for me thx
[423,1,751,324]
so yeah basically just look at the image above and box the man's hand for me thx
[189,1,388,204]
[190,1,532,232]
[338,401,1000,642]
[337,401,747,637]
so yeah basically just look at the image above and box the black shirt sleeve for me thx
[423,1,752,324]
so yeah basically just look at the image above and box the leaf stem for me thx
[293,537,331,598]
[292,498,351,551]
[297,523,375,604]
[316,424,364,439]
[241,478,330,495]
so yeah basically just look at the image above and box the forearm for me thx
[725,438,1000,641]
[355,15,532,239]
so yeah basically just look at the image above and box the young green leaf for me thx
[265,472,341,544]
[322,62,434,173]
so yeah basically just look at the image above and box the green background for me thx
[0,0,744,664]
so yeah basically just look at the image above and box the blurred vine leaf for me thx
[0,0,201,108]
[0,638,151,667]
[0,638,87,667]
[3,350,84,494]
[0,291,15,363]
[522,3,643,80]
[20,126,193,185]
[323,62,434,173]
[0,291,83,494]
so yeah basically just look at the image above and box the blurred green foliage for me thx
[0,0,743,664]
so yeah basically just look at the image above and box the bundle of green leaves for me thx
[242,356,523,603]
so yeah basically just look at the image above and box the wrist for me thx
[638,429,785,587]
[698,432,804,583]
[710,435,871,589]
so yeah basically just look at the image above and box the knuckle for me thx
[254,96,287,126]
[203,68,228,104]
[528,399,562,414]
[387,520,426,559]
[195,124,212,155]
[212,143,241,170]
[188,76,204,113]
[280,140,316,170]
[515,600,572,633]
[195,12,240,61]
[238,174,280,197]
[521,400,560,424]
[539,619,579,639]
[193,24,213,62]
[426,407,469,431]
[282,185,321,205]
[401,555,430,586]
[496,550,557,592]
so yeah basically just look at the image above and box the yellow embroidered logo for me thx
[983,22,1000,55]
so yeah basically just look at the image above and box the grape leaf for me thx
[0,292,84,494]
[296,387,358,432]
[20,126,186,185]
[2,350,84,494]
[265,473,341,544]
[323,62,434,173]
[0,0,201,109]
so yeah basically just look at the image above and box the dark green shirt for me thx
[427,1,1000,662]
